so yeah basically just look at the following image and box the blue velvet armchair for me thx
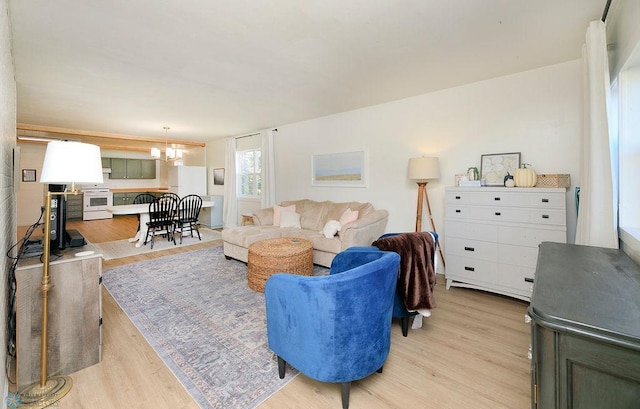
[265,249,401,409]
[346,231,439,337]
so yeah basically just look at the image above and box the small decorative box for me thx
[536,174,570,188]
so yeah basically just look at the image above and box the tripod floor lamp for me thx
[19,141,104,408]
[408,156,445,267]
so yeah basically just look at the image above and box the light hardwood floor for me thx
[14,216,532,408]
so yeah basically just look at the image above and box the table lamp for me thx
[408,156,445,267]
[19,141,103,408]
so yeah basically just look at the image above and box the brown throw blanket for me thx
[372,232,437,311]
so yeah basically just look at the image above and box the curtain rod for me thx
[235,128,278,140]
[601,0,612,22]
[235,132,260,140]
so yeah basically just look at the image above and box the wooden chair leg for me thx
[341,382,351,409]
[277,356,286,379]
[401,317,410,337]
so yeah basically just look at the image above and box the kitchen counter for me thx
[110,187,169,193]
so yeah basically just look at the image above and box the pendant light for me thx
[151,126,182,161]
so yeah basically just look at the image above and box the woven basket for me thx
[536,174,570,188]
[247,238,313,292]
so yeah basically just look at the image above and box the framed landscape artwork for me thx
[480,152,521,186]
[312,151,367,187]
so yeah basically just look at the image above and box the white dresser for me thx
[444,187,567,301]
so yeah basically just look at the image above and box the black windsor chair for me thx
[145,195,178,249]
[175,194,203,244]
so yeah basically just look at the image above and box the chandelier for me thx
[151,126,182,160]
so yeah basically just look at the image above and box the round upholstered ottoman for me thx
[247,238,313,292]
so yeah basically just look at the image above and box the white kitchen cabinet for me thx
[199,195,223,228]
[444,187,567,301]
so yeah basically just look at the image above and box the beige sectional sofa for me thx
[222,199,389,267]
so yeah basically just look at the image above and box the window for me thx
[236,149,262,198]
[618,66,640,238]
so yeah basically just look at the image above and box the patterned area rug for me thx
[103,245,328,409]
[94,228,222,260]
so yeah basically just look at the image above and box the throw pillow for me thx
[321,220,341,238]
[339,208,359,226]
[279,211,301,228]
[273,204,296,226]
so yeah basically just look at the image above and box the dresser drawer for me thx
[472,207,566,225]
[498,225,566,247]
[446,190,565,208]
[445,220,498,241]
[447,256,501,284]
[498,243,539,268]
[446,237,497,262]
[497,263,535,295]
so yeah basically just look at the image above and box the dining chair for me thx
[133,193,157,234]
[175,194,203,244]
[145,195,178,249]
[161,192,180,203]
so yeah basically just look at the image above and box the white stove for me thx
[81,186,113,220]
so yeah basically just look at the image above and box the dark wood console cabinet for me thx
[528,242,640,408]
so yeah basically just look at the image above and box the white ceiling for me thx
[9,0,605,141]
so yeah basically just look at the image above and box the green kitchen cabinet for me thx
[113,191,160,206]
[108,158,156,179]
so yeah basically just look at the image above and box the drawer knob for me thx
[464,246,475,252]
[464,266,475,272]
[455,209,461,213]
[542,214,549,219]
[455,196,461,200]
[541,198,549,203]
[494,197,501,201]
[524,277,534,283]
[495,212,501,216]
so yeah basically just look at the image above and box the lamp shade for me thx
[408,156,440,180]
[40,141,104,184]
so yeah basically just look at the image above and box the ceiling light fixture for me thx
[151,126,183,161]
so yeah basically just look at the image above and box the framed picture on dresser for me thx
[480,152,520,186]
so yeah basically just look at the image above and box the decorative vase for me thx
[514,164,537,187]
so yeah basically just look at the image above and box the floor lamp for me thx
[408,156,446,267]
[19,141,104,408]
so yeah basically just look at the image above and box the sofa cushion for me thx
[252,207,274,225]
[222,225,282,247]
[280,211,301,228]
[281,199,328,231]
[282,229,343,254]
[273,204,296,226]
[339,208,359,226]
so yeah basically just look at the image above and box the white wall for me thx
[205,137,226,196]
[1,0,16,402]
[273,60,583,245]
[607,0,640,78]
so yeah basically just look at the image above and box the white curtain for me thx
[575,20,618,248]
[222,137,238,228]
[260,129,276,208]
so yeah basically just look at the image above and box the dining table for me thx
[106,201,214,247]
